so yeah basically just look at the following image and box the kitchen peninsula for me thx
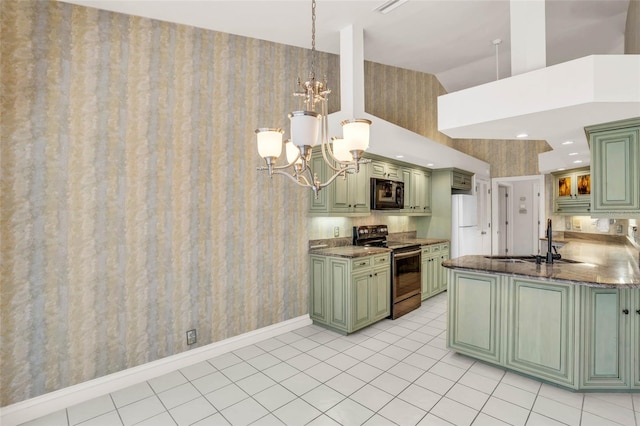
[444,236,640,391]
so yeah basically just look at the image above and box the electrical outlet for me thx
[334,226,339,237]
[186,329,197,345]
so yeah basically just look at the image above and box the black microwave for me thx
[371,178,404,210]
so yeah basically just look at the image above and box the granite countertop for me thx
[309,245,391,258]
[388,238,450,246]
[443,239,640,288]
[308,238,449,259]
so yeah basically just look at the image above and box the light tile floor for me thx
[22,293,640,426]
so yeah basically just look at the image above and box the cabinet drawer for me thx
[440,243,450,252]
[372,254,390,267]
[352,257,372,271]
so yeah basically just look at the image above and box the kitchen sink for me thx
[484,255,582,264]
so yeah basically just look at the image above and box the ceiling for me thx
[62,0,629,93]
[63,0,633,173]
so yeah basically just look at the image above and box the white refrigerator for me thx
[451,194,480,258]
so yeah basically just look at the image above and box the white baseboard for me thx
[1,314,312,426]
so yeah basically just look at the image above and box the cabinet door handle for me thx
[369,274,373,278]
[623,309,629,315]
[637,309,640,315]
[359,262,367,266]
[374,273,378,276]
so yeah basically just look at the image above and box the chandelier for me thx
[255,0,371,199]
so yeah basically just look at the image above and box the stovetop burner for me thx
[353,225,420,252]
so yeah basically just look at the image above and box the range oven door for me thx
[392,249,422,304]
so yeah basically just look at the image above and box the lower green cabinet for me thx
[580,287,629,389]
[310,253,390,334]
[447,268,640,391]
[633,290,640,389]
[421,243,449,300]
[580,287,640,390]
[447,270,502,364]
[506,279,576,387]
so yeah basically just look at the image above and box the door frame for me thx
[492,175,546,256]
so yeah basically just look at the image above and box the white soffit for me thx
[330,25,490,179]
[437,55,640,172]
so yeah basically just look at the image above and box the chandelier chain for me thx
[311,0,316,78]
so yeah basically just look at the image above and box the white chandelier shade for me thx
[330,137,353,163]
[254,0,371,198]
[255,128,284,159]
[289,111,321,148]
[341,119,371,153]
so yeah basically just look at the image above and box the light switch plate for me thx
[333,226,339,237]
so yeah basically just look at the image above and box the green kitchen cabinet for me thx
[447,268,640,390]
[506,278,576,387]
[402,168,432,216]
[330,163,370,214]
[421,243,449,300]
[447,270,502,364]
[580,287,630,389]
[308,149,370,216]
[370,160,400,180]
[308,153,329,213]
[309,253,390,334]
[586,117,640,217]
[633,290,640,389]
[437,245,449,293]
[551,167,591,215]
[449,168,474,191]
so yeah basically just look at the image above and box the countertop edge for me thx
[442,262,640,289]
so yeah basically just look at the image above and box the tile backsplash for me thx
[309,214,419,240]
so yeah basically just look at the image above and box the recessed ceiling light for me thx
[557,168,566,171]
[573,160,583,164]
[562,140,574,145]
[373,0,409,14]
[427,163,434,167]
[395,155,404,159]
[516,133,528,138]
[568,152,578,156]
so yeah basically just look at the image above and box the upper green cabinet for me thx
[551,167,591,215]
[403,168,432,215]
[308,149,370,216]
[370,160,400,180]
[330,165,370,214]
[308,152,432,217]
[586,117,640,217]
[450,168,474,191]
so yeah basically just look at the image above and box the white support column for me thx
[510,0,546,76]
[340,24,365,117]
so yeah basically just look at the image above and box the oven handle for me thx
[393,249,422,260]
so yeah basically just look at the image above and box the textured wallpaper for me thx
[364,61,552,178]
[0,0,340,406]
[364,61,454,148]
[451,139,551,178]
